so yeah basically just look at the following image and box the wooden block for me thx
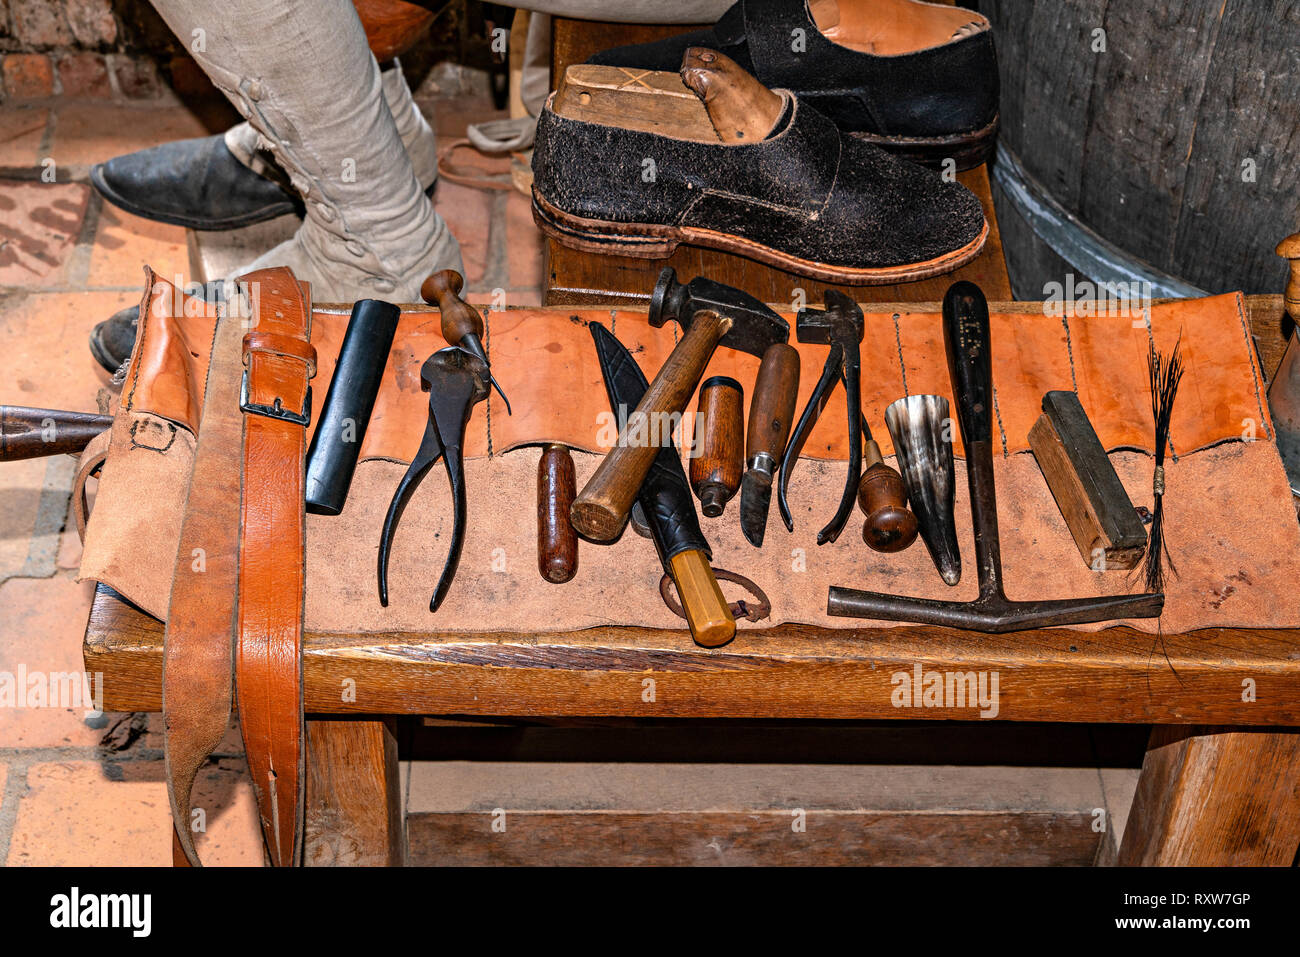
[1029,390,1147,570]
[553,64,717,142]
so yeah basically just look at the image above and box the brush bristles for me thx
[1144,336,1184,594]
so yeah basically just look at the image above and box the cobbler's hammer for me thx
[827,281,1165,633]
[570,268,789,542]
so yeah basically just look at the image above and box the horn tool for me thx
[884,393,961,582]
[827,281,1165,633]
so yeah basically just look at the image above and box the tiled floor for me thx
[0,88,544,866]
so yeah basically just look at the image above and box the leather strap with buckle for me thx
[236,269,315,866]
[161,267,315,867]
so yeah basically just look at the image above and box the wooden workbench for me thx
[81,295,1300,867]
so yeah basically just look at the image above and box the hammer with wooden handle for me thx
[570,268,790,542]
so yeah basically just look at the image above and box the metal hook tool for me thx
[377,346,489,612]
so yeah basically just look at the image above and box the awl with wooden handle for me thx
[421,269,511,413]
[740,343,800,546]
[689,376,744,517]
[857,431,918,553]
[537,443,579,583]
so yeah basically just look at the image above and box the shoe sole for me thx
[532,188,989,286]
[853,114,1000,172]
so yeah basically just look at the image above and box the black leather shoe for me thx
[90,135,302,231]
[89,306,139,374]
[588,0,999,169]
[532,86,987,284]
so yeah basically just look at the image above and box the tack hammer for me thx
[570,268,790,542]
[827,281,1164,633]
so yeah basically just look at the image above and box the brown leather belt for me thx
[236,272,315,866]
[163,267,315,866]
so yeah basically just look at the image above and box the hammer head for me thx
[648,267,789,359]
[796,289,863,346]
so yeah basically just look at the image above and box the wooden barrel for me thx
[980,0,1299,297]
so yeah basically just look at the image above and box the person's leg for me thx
[224,59,438,193]
[151,0,459,300]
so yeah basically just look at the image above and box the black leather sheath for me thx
[589,322,711,568]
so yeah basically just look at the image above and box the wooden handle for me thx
[745,342,800,462]
[857,439,918,553]
[689,376,744,517]
[572,311,732,541]
[668,549,736,647]
[1277,233,1300,323]
[421,269,484,346]
[1,406,112,461]
[537,444,579,583]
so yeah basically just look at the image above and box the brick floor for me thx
[0,82,543,866]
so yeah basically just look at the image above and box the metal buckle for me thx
[240,368,312,426]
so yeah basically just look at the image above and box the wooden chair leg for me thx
[1118,726,1300,865]
[304,718,405,866]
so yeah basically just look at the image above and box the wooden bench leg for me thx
[1118,726,1300,865]
[304,718,404,866]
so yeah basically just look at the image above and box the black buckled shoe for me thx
[588,0,999,169]
[90,134,303,231]
[531,63,987,285]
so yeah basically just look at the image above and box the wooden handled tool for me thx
[573,269,789,542]
[1,406,112,461]
[667,550,734,647]
[689,376,744,517]
[589,320,736,647]
[572,310,732,541]
[537,444,579,583]
[857,436,918,553]
[421,269,511,412]
[740,343,801,546]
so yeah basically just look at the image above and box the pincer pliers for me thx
[378,346,489,612]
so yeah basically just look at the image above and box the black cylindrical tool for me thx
[305,298,401,515]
